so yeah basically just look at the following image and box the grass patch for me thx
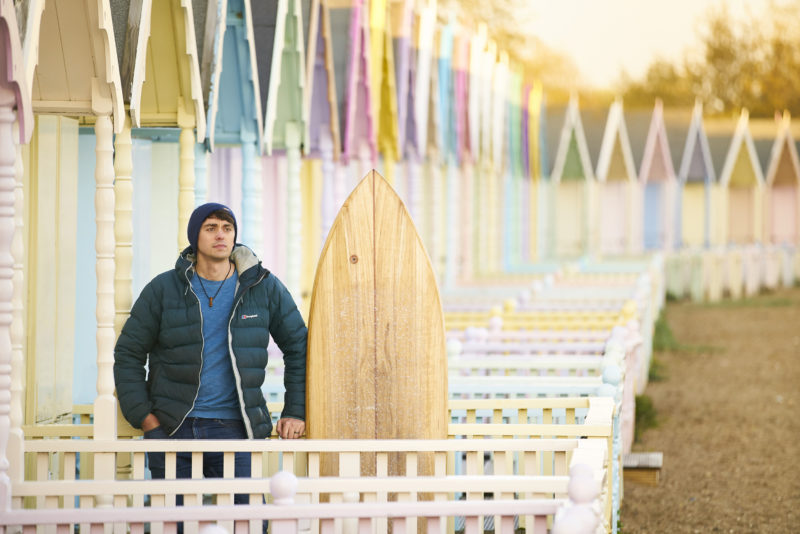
[698,295,793,308]
[652,313,681,352]
[648,355,667,382]
[652,311,722,354]
[634,394,658,443]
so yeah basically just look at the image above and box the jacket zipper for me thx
[227,269,268,439]
[172,263,206,437]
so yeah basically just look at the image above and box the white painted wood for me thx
[114,115,134,338]
[8,121,24,486]
[0,87,17,511]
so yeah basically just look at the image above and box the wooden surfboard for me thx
[306,170,447,476]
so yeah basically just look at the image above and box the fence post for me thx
[270,471,299,534]
[552,463,600,534]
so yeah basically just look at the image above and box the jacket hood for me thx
[176,244,268,287]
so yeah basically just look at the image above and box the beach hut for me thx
[503,65,523,270]
[330,0,376,185]
[763,112,800,246]
[638,100,678,251]
[547,96,595,258]
[373,0,399,185]
[304,0,341,247]
[717,109,764,245]
[676,102,716,249]
[0,0,34,485]
[204,0,264,255]
[17,0,124,445]
[593,99,638,256]
[126,0,206,253]
[445,24,469,286]
[252,0,307,301]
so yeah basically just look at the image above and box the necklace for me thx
[196,261,233,307]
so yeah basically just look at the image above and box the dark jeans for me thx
[145,417,267,533]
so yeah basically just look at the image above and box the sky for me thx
[528,0,774,88]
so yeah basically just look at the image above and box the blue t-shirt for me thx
[189,269,242,419]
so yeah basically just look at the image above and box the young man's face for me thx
[196,216,235,262]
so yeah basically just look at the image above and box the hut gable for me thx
[207,0,263,151]
[260,0,306,154]
[719,109,764,188]
[766,114,800,187]
[375,3,398,161]
[29,0,124,131]
[595,99,637,183]
[304,0,340,159]
[638,100,676,184]
[133,0,205,135]
[550,96,594,183]
[678,102,715,185]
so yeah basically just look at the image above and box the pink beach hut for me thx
[717,109,764,245]
[763,112,800,246]
[594,99,639,256]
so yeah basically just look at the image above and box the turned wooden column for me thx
[0,86,16,511]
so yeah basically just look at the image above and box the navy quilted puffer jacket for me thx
[114,245,307,439]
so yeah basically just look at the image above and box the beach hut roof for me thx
[679,102,716,184]
[623,105,657,173]
[28,0,125,132]
[662,107,692,177]
[717,109,764,187]
[548,95,595,182]
[259,0,307,154]
[304,0,341,159]
[594,99,637,182]
[765,112,800,186]
[638,100,677,183]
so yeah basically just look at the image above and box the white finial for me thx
[270,471,298,504]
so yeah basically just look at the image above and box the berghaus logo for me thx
[241,314,258,320]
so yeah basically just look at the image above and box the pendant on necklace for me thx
[209,298,214,307]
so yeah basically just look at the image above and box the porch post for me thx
[114,115,133,338]
[195,143,208,207]
[92,80,118,441]
[178,101,196,251]
[0,83,16,511]
[8,121,24,493]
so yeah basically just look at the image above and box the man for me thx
[114,202,307,505]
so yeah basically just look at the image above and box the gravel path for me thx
[620,286,800,533]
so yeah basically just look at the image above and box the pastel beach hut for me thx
[330,0,376,187]
[253,0,307,301]
[545,96,595,259]
[675,102,716,249]
[203,0,265,258]
[592,99,639,256]
[303,0,341,247]
[638,100,678,251]
[446,24,470,285]
[15,0,125,440]
[763,112,800,247]
[503,65,524,270]
[715,109,764,246]
[124,0,206,253]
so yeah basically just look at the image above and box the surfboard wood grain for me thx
[306,169,447,477]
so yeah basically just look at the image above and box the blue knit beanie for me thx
[187,202,238,253]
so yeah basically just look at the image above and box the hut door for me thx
[771,185,797,245]
[555,181,584,257]
[599,181,627,255]
[644,182,664,250]
[728,186,754,243]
